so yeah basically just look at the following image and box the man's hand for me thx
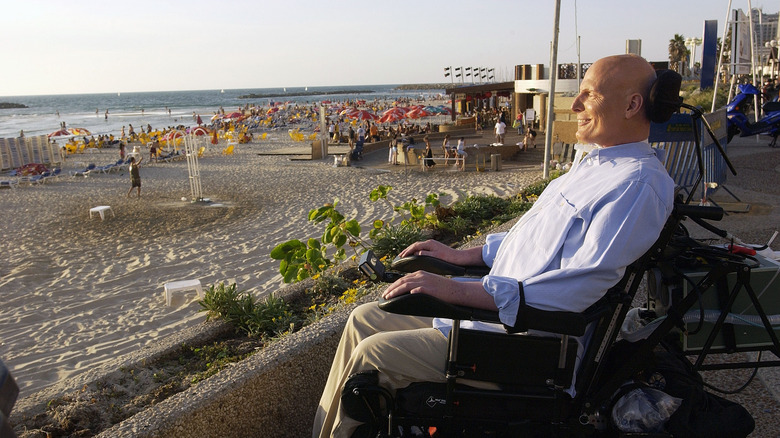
[382,270,456,301]
[398,240,484,267]
[382,271,498,311]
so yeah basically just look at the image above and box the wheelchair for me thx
[346,200,754,437]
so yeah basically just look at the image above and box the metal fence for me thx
[648,108,730,201]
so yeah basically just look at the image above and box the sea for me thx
[0,85,444,139]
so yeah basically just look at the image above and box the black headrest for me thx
[646,69,683,123]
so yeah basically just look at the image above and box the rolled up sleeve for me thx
[482,275,521,326]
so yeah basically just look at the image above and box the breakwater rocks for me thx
[238,90,374,99]
[394,84,449,90]
[0,102,28,109]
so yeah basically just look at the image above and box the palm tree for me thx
[669,34,689,74]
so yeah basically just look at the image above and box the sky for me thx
[0,0,774,96]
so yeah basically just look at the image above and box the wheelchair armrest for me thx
[379,294,612,337]
[379,294,502,323]
[391,255,491,277]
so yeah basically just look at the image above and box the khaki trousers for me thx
[313,302,448,437]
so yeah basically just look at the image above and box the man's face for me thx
[571,61,628,146]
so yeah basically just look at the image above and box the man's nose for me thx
[571,96,583,112]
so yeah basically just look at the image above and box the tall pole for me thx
[747,0,759,122]
[575,0,582,87]
[712,0,733,112]
[543,0,561,179]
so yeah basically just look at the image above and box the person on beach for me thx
[369,122,379,142]
[127,156,143,198]
[313,55,676,438]
[522,129,531,152]
[119,142,126,160]
[388,131,398,165]
[441,134,453,165]
[356,124,366,144]
[150,138,159,162]
[348,126,355,150]
[423,136,435,171]
[495,117,506,144]
[455,136,467,171]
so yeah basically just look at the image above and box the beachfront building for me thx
[444,63,581,142]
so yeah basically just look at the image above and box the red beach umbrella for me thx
[161,131,185,141]
[346,110,379,121]
[406,108,432,119]
[378,112,405,123]
[223,112,244,121]
[190,126,210,136]
[48,129,70,138]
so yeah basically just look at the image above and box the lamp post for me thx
[685,37,702,75]
[764,39,778,80]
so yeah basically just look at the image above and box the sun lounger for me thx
[20,170,51,185]
[70,163,96,177]
[96,159,123,173]
[0,179,19,189]
[43,168,62,182]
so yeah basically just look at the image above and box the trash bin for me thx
[490,154,502,171]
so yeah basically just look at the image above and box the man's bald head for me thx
[571,54,657,146]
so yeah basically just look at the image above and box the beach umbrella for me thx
[68,127,92,136]
[406,108,432,119]
[378,112,405,123]
[340,108,360,117]
[223,111,244,121]
[346,110,379,121]
[267,107,280,115]
[48,128,70,138]
[190,126,210,136]
[161,130,185,141]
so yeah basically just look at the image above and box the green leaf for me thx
[335,234,347,247]
[344,219,361,236]
[306,248,321,264]
[270,240,303,259]
[308,205,331,222]
[283,268,298,283]
[307,238,321,250]
[373,219,384,229]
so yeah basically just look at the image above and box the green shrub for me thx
[199,282,296,338]
[369,223,424,259]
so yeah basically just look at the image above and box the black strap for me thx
[504,282,528,334]
[716,275,737,352]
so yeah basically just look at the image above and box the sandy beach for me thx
[0,133,544,398]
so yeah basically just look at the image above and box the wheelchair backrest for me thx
[574,204,684,401]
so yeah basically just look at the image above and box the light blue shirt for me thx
[481,141,675,326]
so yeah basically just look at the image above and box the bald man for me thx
[313,55,675,438]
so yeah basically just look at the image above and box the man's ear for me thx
[625,93,644,119]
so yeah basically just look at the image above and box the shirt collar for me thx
[585,141,653,165]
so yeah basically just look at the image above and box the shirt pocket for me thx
[506,192,579,276]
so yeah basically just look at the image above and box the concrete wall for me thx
[99,301,363,438]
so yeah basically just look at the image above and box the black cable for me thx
[702,352,763,395]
